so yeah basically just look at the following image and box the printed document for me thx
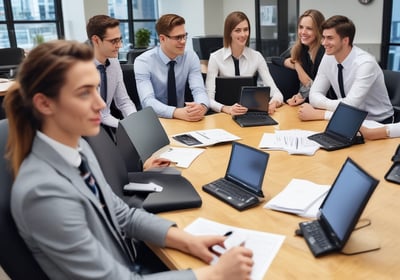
[259,129,320,155]
[185,217,285,280]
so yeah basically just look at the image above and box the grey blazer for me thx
[11,136,195,280]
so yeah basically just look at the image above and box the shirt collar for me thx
[158,46,183,65]
[222,46,250,61]
[94,58,110,67]
[36,131,81,168]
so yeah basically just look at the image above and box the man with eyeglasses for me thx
[87,15,137,129]
[134,14,209,121]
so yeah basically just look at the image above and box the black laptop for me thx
[299,157,379,257]
[202,142,269,211]
[215,76,256,105]
[233,86,278,127]
[307,103,368,151]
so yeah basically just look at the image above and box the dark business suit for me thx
[11,135,195,280]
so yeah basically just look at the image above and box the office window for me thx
[382,0,400,71]
[108,0,158,58]
[0,0,63,50]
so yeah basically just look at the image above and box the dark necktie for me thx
[78,153,137,262]
[337,64,346,98]
[232,56,240,76]
[167,61,177,106]
[78,154,99,198]
[97,62,108,101]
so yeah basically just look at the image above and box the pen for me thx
[224,231,233,237]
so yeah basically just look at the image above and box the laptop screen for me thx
[225,142,269,196]
[325,103,368,141]
[239,86,271,112]
[319,158,379,247]
[215,76,256,106]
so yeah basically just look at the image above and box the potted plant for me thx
[135,28,151,48]
[33,34,45,46]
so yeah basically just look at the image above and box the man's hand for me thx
[173,102,207,121]
[298,103,325,121]
[287,93,305,106]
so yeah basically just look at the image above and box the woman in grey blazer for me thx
[4,40,253,280]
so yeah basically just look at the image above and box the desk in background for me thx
[151,106,399,279]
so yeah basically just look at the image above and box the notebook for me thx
[307,102,368,151]
[215,76,256,106]
[202,142,269,211]
[299,157,379,257]
[233,86,278,127]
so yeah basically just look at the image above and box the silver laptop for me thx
[233,86,278,127]
[202,142,269,211]
[299,157,379,257]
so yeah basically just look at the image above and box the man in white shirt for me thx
[298,15,393,124]
[87,15,137,128]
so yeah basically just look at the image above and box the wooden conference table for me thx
[152,105,399,279]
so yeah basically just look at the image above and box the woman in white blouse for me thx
[206,11,283,115]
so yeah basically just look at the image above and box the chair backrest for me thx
[0,119,49,280]
[0,48,25,66]
[383,69,400,122]
[267,61,300,101]
[120,63,142,111]
[126,47,152,64]
[116,107,170,164]
[84,126,145,207]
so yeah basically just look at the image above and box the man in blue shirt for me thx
[134,14,209,121]
[87,15,137,128]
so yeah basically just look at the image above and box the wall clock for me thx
[359,0,373,5]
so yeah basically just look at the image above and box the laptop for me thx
[307,102,368,151]
[299,157,379,257]
[215,76,256,105]
[202,142,269,211]
[233,86,278,127]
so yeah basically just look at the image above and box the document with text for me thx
[185,217,285,280]
[172,128,241,147]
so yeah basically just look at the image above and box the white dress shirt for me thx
[206,46,283,112]
[309,46,393,122]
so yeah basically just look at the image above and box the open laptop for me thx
[202,142,269,211]
[233,86,278,127]
[215,76,256,106]
[307,102,368,151]
[299,157,379,257]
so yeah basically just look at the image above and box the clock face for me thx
[359,0,373,4]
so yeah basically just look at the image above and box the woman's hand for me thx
[222,103,248,116]
[143,156,171,171]
[287,93,305,106]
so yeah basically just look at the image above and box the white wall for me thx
[63,0,107,42]
[299,0,383,58]
[158,0,205,49]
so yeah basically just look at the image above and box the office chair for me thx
[383,69,400,122]
[0,119,49,280]
[85,125,202,213]
[0,48,25,78]
[120,63,142,110]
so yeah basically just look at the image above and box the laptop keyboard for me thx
[202,179,259,210]
[299,221,335,257]
[234,112,278,126]
[308,134,344,148]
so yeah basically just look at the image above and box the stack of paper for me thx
[259,129,320,155]
[185,217,285,280]
[264,179,330,218]
[172,128,240,147]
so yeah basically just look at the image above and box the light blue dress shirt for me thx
[134,46,209,118]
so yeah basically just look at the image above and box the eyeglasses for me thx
[102,36,123,45]
[165,32,188,42]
